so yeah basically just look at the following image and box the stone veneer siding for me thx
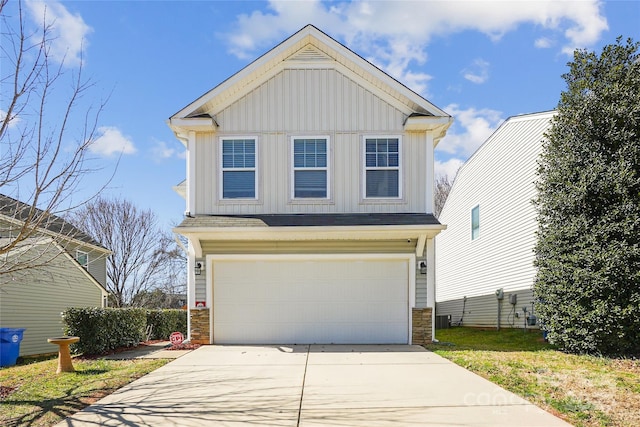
[412,307,433,345]
[190,308,210,344]
[189,307,432,345]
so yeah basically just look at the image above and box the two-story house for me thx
[435,111,555,329]
[170,25,452,345]
[1,194,110,356]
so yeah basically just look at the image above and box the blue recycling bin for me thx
[0,328,26,367]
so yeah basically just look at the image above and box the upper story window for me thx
[76,250,88,269]
[292,137,329,199]
[364,137,401,198]
[221,138,257,199]
[471,205,480,240]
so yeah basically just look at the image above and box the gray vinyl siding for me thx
[436,288,539,329]
[64,241,109,286]
[415,254,428,308]
[194,274,206,303]
[0,217,109,287]
[0,245,104,356]
[193,68,431,215]
[435,112,554,306]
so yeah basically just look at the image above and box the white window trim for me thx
[218,136,259,201]
[290,135,331,200]
[362,135,403,200]
[76,250,89,269]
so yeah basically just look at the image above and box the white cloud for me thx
[535,37,554,49]
[221,0,608,94]
[0,109,21,129]
[150,140,186,162]
[25,0,93,67]
[437,104,504,158]
[462,59,490,84]
[89,126,136,157]
[435,158,465,180]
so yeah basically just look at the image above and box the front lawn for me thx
[426,327,640,427]
[0,356,168,427]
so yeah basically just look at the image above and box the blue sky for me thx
[2,0,639,229]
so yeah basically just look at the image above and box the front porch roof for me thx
[173,213,446,258]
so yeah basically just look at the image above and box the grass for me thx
[426,327,640,427]
[0,355,168,427]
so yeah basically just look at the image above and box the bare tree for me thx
[1,0,109,279]
[434,175,453,218]
[68,197,186,307]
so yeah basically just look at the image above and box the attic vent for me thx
[287,45,332,62]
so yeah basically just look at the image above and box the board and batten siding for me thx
[192,68,430,215]
[435,112,555,326]
[0,245,105,356]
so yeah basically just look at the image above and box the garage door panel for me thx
[213,257,409,344]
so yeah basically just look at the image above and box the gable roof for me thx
[440,110,556,218]
[0,194,109,253]
[169,25,451,129]
[0,236,109,294]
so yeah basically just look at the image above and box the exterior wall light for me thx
[418,260,427,274]
[194,262,203,276]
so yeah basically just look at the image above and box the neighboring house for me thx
[169,25,452,345]
[0,194,110,355]
[435,111,555,329]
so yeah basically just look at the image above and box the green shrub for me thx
[534,38,640,356]
[62,307,146,355]
[146,309,187,340]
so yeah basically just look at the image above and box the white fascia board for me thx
[175,224,447,243]
[171,25,450,121]
[318,34,448,118]
[167,117,216,134]
[404,116,453,134]
[171,28,315,119]
[0,215,111,255]
[173,180,186,199]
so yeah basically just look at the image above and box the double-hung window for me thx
[364,137,401,198]
[221,138,256,199]
[292,137,328,199]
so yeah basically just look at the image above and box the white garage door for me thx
[213,255,410,344]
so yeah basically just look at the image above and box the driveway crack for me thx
[297,345,310,426]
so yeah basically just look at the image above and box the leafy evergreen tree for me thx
[534,37,640,356]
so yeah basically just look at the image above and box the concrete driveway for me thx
[56,345,571,427]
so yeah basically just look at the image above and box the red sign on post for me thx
[169,332,184,345]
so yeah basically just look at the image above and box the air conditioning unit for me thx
[435,315,451,329]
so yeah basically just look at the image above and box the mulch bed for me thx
[167,342,201,351]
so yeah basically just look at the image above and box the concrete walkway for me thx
[56,345,571,426]
[101,341,192,360]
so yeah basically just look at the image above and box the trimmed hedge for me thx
[146,309,188,341]
[62,308,187,355]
